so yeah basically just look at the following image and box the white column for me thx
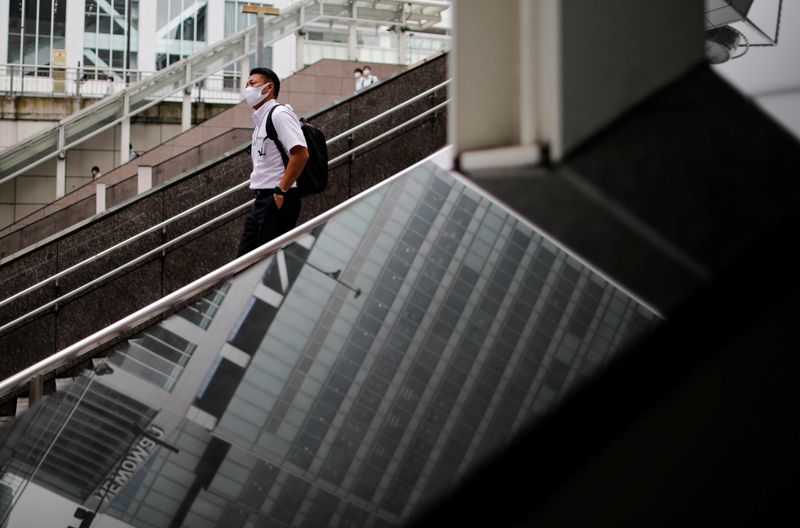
[452,0,704,166]
[56,157,66,199]
[56,128,66,198]
[65,0,85,76]
[137,0,157,72]
[348,21,357,61]
[0,0,10,65]
[296,31,305,71]
[397,30,407,65]
[96,184,107,214]
[256,13,265,66]
[182,64,192,131]
[137,166,152,194]
[450,0,520,157]
[207,0,225,45]
[121,95,130,164]
[240,32,251,97]
[182,90,192,131]
[121,118,130,164]
[348,2,358,61]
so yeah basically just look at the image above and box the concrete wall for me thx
[0,53,448,383]
[450,0,704,160]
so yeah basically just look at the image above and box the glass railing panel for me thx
[0,129,59,182]
[305,41,349,65]
[128,68,186,114]
[0,157,660,527]
[323,0,352,18]
[355,1,406,23]
[187,40,249,86]
[63,98,126,147]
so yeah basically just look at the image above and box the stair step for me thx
[15,398,28,417]
[55,377,74,392]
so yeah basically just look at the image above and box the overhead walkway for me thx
[0,0,449,208]
[0,151,660,527]
[0,53,449,384]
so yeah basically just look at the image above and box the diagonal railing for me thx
[0,0,451,193]
[0,80,450,338]
[0,0,317,189]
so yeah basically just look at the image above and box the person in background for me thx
[361,65,378,88]
[91,166,101,180]
[353,67,364,91]
[105,76,114,96]
[129,144,139,161]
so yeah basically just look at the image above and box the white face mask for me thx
[354,72,362,79]
[363,70,371,77]
[244,84,270,108]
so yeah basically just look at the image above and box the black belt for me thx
[254,188,299,198]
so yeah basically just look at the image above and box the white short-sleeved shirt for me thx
[250,99,307,189]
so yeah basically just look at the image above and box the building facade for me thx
[0,159,658,527]
[0,0,450,90]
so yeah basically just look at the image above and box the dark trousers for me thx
[236,188,302,257]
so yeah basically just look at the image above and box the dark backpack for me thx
[265,104,328,196]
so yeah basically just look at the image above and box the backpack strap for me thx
[264,103,289,168]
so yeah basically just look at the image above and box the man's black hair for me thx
[249,67,281,97]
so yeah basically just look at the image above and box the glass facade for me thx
[156,0,207,70]
[7,0,67,68]
[221,0,276,89]
[83,0,139,78]
[0,160,658,527]
[2,376,158,504]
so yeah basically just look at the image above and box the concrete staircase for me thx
[0,59,409,260]
[0,52,448,412]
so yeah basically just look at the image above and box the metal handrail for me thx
[0,81,450,313]
[326,80,450,144]
[0,95,449,335]
[0,153,436,398]
[0,202,253,335]
[0,181,250,310]
[329,100,449,166]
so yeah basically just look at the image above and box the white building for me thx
[0,0,450,228]
[0,0,450,94]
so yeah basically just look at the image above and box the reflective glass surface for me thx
[0,159,659,527]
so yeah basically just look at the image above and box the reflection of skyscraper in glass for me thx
[0,482,10,528]
[0,159,659,527]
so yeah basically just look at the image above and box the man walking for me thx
[236,67,309,257]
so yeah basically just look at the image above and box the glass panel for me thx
[128,67,185,112]
[186,38,246,84]
[63,98,125,147]
[0,159,660,527]
[8,0,23,33]
[37,0,51,35]
[0,128,59,180]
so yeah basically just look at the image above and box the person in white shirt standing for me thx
[361,65,378,88]
[236,67,309,258]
